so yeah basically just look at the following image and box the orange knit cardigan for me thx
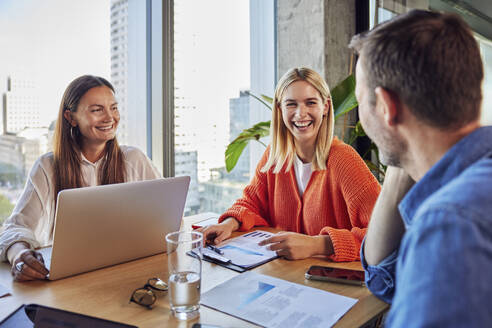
[219,138,381,262]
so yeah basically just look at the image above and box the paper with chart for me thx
[201,271,358,328]
[216,230,278,268]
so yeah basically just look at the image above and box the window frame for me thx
[148,0,174,177]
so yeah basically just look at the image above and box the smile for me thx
[293,121,313,129]
[96,125,113,131]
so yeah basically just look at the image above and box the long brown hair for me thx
[53,75,126,201]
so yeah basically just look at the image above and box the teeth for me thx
[97,126,112,131]
[294,121,312,127]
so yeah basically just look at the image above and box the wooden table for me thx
[0,214,388,327]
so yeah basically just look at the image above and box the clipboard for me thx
[188,248,249,273]
[201,230,279,272]
[202,256,248,273]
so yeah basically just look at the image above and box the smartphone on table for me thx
[305,265,365,286]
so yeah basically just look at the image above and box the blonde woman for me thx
[200,67,380,261]
[0,75,161,281]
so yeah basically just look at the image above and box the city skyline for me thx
[0,0,111,128]
[0,0,272,219]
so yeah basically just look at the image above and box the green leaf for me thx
[225,121,270,172]
[246,91,272,110]
[332,74,358,119]
[354,121,366,137]
[260,94,273,104]
[348,121,366,145]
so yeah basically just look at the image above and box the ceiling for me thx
[429,0,492,40]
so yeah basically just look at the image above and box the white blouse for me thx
[293,155,313,197]
[0,146,161,261]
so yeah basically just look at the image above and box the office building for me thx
[110,0,130,146]
[16,127,49,175]
[111,0,200,213]
[4,76,42,134]
[0,135,24,175]
[198,91,251,213]
[0,127,47,178]
[175,150,200,215]
[249,0,275,177]
[228,90,251,183]
[200,167,244,214]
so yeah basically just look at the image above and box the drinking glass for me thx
[165,231,203,320]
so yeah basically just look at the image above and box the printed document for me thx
[216,230,278,268]
[201,271,358,328]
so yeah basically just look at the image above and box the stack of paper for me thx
[202,272,357,328]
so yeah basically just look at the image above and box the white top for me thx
[0,145,161,261]
[293,155,313,197]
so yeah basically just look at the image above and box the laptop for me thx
[38,176,190,280]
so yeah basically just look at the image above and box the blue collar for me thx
[399,126,492,226]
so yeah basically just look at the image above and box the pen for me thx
[207,245,224,255]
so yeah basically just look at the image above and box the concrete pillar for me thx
[277,0,357,140]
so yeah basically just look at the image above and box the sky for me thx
[174,0,250,172]
[0,0,111,126]
[0,0,251,147]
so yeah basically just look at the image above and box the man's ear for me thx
[63,110,77,127]
[374,87,400,127]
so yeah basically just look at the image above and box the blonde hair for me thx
[262,67,334,173]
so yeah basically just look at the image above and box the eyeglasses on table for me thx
[129,277,168,309]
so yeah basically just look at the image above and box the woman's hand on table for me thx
[259,232,334,260]
[196,217,240,245]
[8,242,49,281]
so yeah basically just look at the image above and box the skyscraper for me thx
[249,0,275,176]
[110,0,129,146]
[4,76,41,134]
[110,0,200,215]
[198,90,252,214]
[228,90,251,182]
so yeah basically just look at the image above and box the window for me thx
[173,0,275,215]
[0,1,111,224]
[370,0,492,125]
[0,0,276,224]
[478,36,492,125]
[0,0,152,224]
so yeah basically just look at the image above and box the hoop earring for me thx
[70,126,75,139]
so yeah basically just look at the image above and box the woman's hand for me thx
[9,243,49,281]
[196,217,240,245]
[259,232,333,260]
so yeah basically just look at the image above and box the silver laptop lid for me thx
[48,176,190,280]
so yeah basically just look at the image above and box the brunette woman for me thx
[0,75,160,281]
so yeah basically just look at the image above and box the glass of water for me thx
[165,231,203,320]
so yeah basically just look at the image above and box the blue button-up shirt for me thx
[361,126,492,327]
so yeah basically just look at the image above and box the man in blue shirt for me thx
[350,10,492,327]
